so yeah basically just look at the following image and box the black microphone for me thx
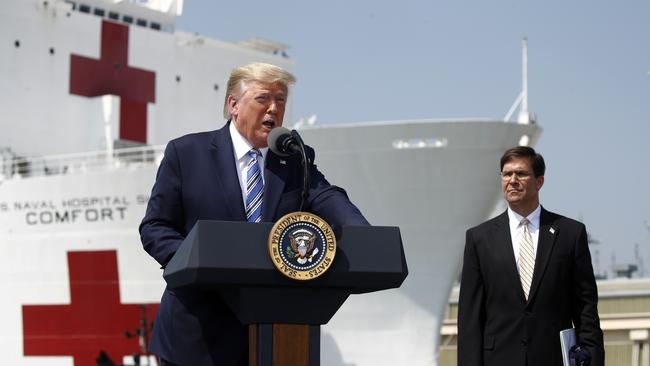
[267,126,311,211]
[267,126,301,157]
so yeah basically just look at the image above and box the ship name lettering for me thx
[25,207,127,225]
[136,195,149,205]
[61,196,129,208]
[14,200,55,210]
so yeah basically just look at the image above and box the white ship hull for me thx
[301,121,538,365]
[0,1,540,365]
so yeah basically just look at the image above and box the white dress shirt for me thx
[229,122,268,207]
[508,204,541,269]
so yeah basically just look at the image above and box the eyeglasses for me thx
[500,170,533,181]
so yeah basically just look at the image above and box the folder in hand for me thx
[560,328,576,366]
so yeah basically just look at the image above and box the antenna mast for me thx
[517,38,532,124]
[504,38,536,124]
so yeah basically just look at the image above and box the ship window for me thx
[136,18,147,27]
[150,22,161,31]
[108,11,119,20]
[64,0,76,10]
[122,15,133,24]
[94,7,105,17]
[392,137,448,149]
[78,4,90,13]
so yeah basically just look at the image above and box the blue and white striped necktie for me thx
[245,149,264,223]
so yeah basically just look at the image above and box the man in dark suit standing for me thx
[140,63,369,366]
[457,146,604,366]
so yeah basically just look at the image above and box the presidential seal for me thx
[268,212,336,280]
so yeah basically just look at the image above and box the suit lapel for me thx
[262,152,288,221]
[209,124,246,221]
[527,207,558,303]
[492,211,524,298]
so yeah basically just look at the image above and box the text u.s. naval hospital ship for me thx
[0,1,540,365]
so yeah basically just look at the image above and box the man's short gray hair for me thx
[223,63,296,119]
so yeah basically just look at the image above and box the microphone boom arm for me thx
[290,130,310,212]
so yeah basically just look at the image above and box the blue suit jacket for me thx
[140,122,368,365]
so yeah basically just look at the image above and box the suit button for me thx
[521,339,528,346]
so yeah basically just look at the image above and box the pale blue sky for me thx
[178,0,650,277]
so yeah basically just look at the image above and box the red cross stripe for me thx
[70,20,156,143]
[22,250,159,366]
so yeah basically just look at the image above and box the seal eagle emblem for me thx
[288,229,318,264]
[268,212,336,280]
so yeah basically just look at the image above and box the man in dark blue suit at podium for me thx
[140,62,369,366]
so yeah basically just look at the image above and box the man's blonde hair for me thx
[223,63,296,119]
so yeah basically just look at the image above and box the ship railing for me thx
[0,145,166,180]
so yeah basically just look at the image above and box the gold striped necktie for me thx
[519,218,535,300]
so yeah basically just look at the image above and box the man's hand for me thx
[569,345,591,366]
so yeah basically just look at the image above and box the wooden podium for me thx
[163,220,408,366]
